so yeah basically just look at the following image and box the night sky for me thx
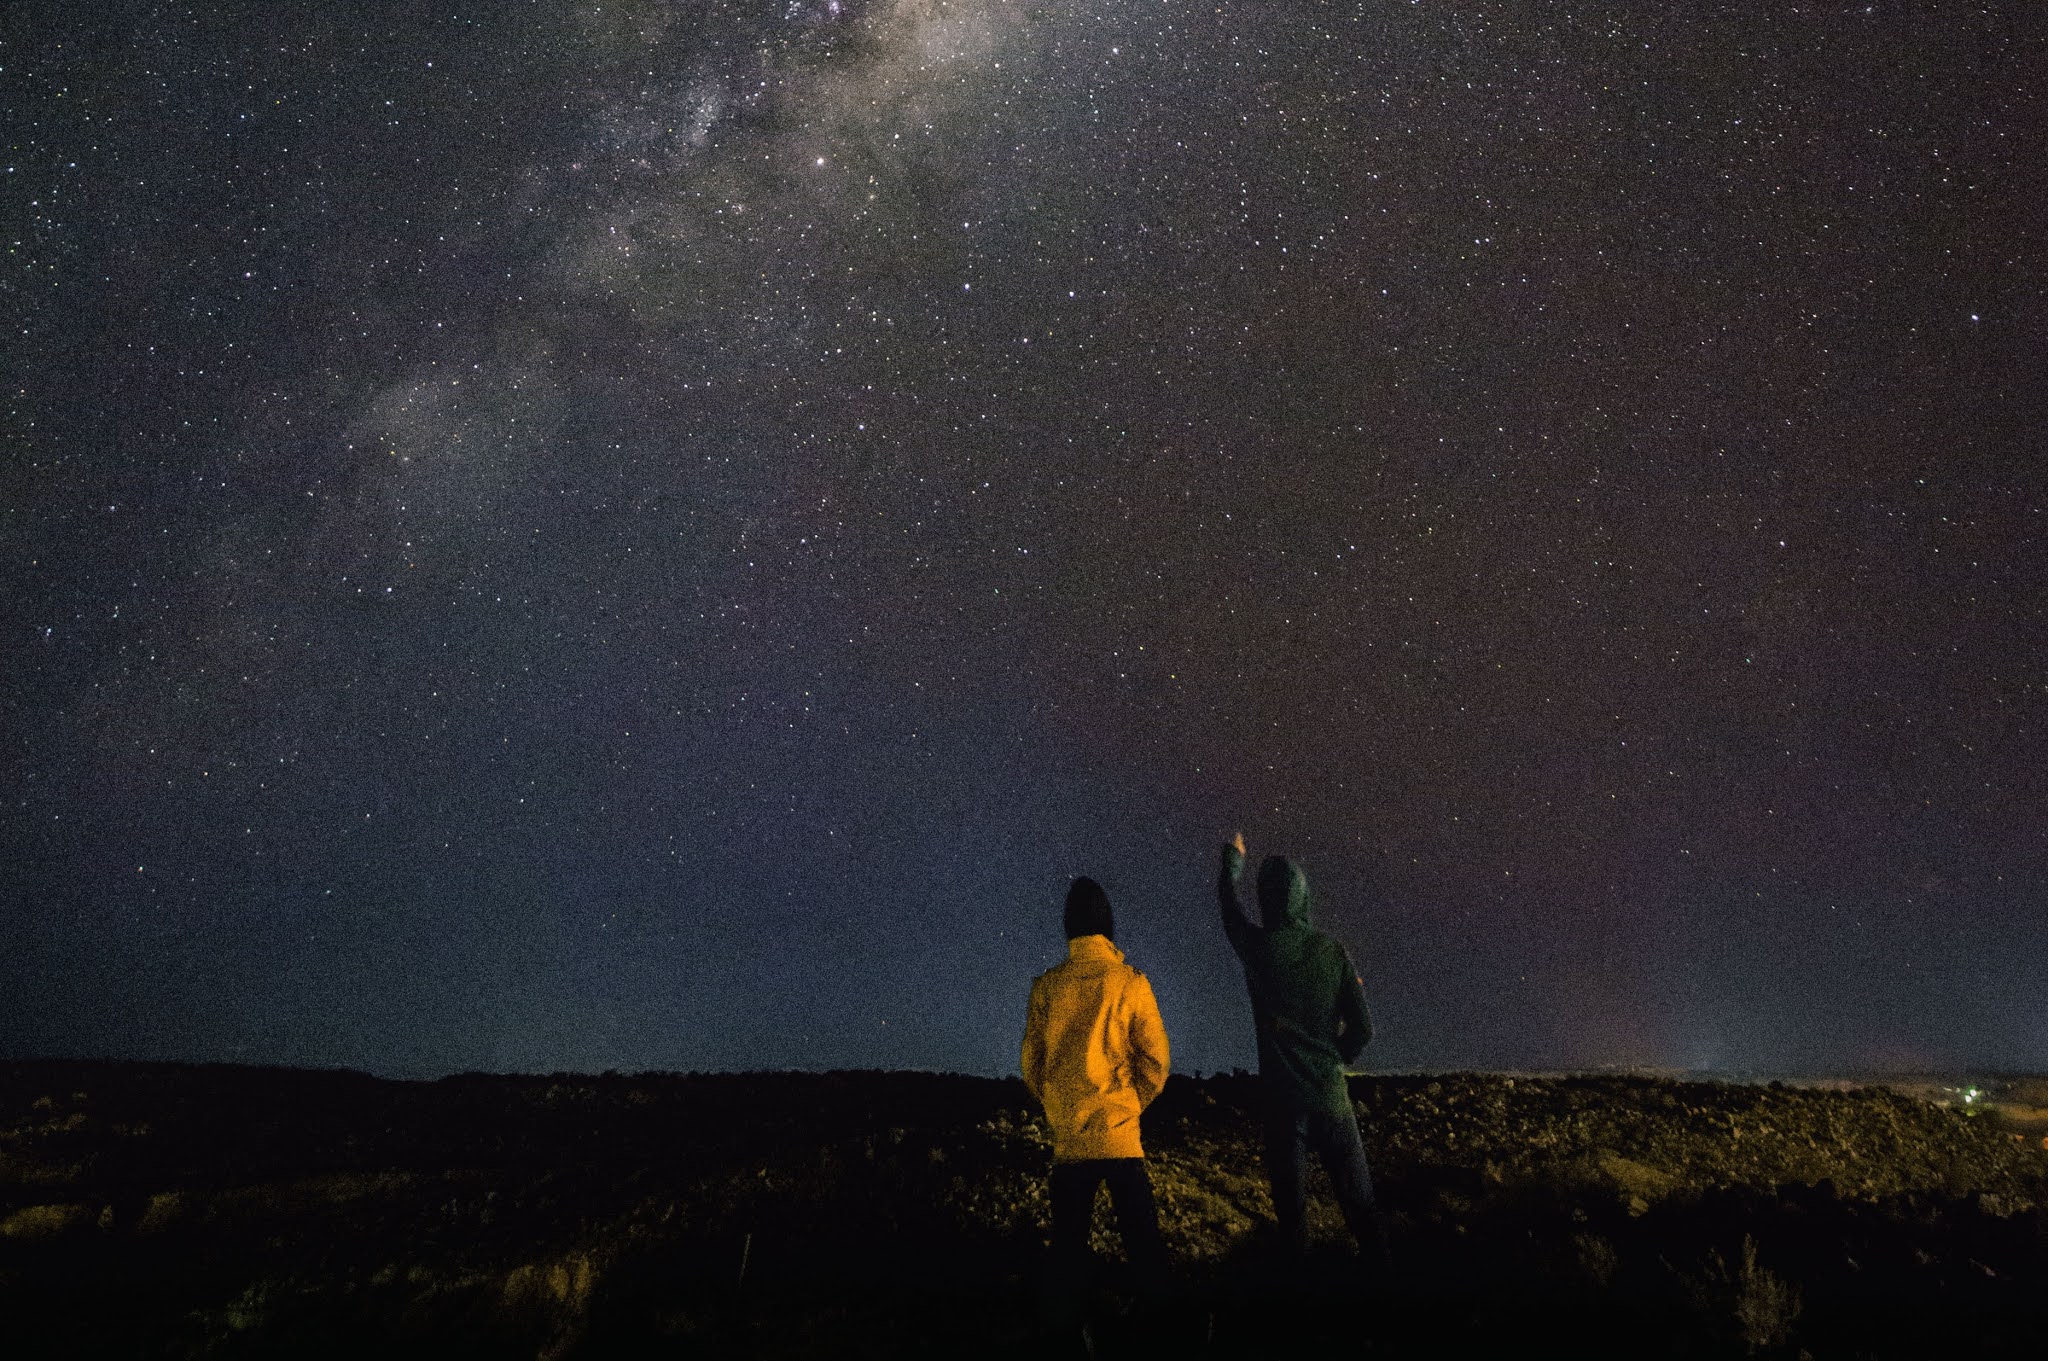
[5,1,2043,1079]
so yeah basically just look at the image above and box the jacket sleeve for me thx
[1126,972,1171,1110]
[1020,977,1048,1105]
[1333,948,1373,1064]
[1218,855,1254,959]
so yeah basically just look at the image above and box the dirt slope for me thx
[3,1062,2045,1358]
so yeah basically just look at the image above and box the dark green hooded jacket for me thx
[1219,853,1372,1116]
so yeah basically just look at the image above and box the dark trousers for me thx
[1044,1157,1170,1322]
[1262,1103,1383,1259]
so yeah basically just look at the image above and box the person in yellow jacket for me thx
[1021,876,1172,1326]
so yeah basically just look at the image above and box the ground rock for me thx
[0,1201,87,1238]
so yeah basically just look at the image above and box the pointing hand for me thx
[1221,832,1247,882]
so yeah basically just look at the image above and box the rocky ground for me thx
[3,1062,2045,1358]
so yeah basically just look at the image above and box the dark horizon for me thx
[6,1,2043,1080]
[7,1054,2046,1090]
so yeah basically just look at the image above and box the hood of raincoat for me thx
[1257,855,1311,929]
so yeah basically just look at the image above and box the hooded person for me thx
[1218,834,1386,1264]
[1021,876,1172,1327]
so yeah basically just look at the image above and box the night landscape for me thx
[4,0,2044,1355]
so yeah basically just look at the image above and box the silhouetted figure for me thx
[1021,876,1173,1336]
[1218,835,1386,1266]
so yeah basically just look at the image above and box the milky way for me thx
[5,0,2044,1076]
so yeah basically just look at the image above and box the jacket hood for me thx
[1256,856,1311,928]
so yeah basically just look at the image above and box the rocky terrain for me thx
[3,1062,2046,1357]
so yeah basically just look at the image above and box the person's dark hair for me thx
[1063,877,1113,940]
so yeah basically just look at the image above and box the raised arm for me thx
[1218,833,1254,957]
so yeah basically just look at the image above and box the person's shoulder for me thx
[1115,960,1158,1011]
[1310,929,1354,961]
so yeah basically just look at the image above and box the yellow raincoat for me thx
[1020,934,1170,1161]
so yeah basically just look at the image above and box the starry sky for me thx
[4,1,2044,1079]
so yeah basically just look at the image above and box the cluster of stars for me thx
[1,0,2040,1076]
